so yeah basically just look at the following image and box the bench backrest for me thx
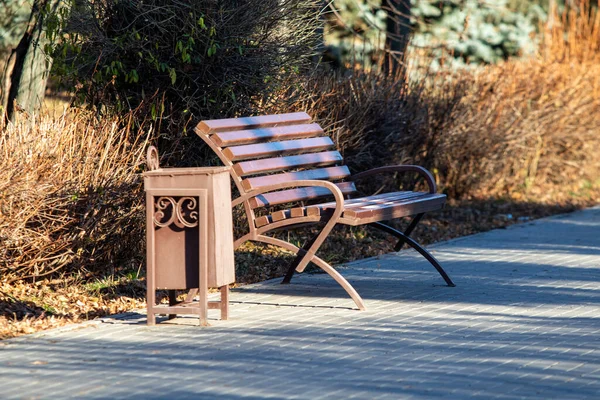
[195,112,357,209]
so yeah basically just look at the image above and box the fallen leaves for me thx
[0,278,145,340]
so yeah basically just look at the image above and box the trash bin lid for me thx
[142,166,230,177]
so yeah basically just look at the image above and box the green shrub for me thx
[412,0,545,66]
[327,0,546,66]
[0,0,31,54]
[48,0,319,120]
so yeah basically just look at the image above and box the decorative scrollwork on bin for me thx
[153,196,199,228]
[176,197,199,228]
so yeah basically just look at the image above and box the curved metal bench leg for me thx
[294,215,339,274]
[315,259,367,311]
[256,235,366,311]
[394,213,424,251]
[282,233,319,284]
[370,222,455,287]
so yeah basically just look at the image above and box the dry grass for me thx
[270,60,600,198]
[438,2,600,197]
[438,1,600,197]
[541,0,600,63]
[0,109,151,281]
[0,109,155,338]
[267,2,600,199]
[437,58,600,198]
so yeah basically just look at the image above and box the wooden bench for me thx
[195,112,454,310]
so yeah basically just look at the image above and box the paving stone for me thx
[1,207,600,399]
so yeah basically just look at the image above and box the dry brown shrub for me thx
[0,110,150,282]
[267,69,464,174]
[437,59,600,197]
[541,0,600,63]
[269,1,600,198]
[435,1,600,197]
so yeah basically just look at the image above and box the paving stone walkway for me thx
[1,207,600,399]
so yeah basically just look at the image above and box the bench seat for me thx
[256,191,447,227]
[313,191,447,226]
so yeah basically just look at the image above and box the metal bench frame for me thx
[195,112,454,310]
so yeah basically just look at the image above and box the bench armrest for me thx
[350,165,437,194]
[232,180,345,214]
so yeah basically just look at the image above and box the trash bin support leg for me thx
[220,285,229,320]
[198,191,209,326]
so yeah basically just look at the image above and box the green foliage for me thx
[46,0,319,119]
[327,0,547,66]
[412,0,546,66]
[0,0,32,53]
[325,0,387,58]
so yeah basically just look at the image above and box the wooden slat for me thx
[242,166,350,191]
[233,151,343,177]
[271,210,290,222]
[343,194,445,219]
[273,207,321,221]
[223,137,334,162]
[290,208,305,218]
[196,112,311,134]
[255,215,270,227]
[306,207,321,217]
[248,181,357,208]
[270,206,322,223]
[332,191,425,209]
[306,191,421,211]
[212,123,323,147]
[254,192,446,228]
[341,196,447,225]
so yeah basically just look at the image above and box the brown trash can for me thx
[143,147,235,326]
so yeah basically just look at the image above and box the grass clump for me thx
[0,109,150,282]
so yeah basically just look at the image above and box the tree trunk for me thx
[383,0,411,76]
[3,0,57,121]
